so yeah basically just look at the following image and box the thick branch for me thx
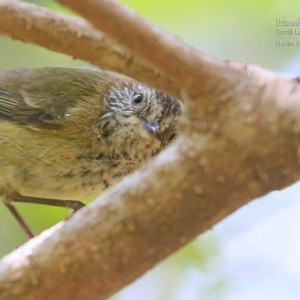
[0,0,179,97]
[58,0,234,95]
[1,64,300,299]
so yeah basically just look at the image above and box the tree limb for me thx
[1,62,300,299]
[58,0,230,95]
[0,0,179,97]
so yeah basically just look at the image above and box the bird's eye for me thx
[133,93,143,104]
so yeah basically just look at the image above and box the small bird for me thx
[0,67,182,237]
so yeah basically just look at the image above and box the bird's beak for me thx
[142,119,159,134]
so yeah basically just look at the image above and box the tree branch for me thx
[0,0,179,97]
[58,0,231,95]
[1,63,300,299]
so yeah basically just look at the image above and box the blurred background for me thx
[1,0,300,299]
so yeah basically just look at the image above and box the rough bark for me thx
[0,0,300,300]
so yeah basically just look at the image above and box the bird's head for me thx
[98,78,182,161]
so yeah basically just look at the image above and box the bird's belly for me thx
[8,158,136,200]
[18,174,109,200]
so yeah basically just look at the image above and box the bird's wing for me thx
[0,68,101,131]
